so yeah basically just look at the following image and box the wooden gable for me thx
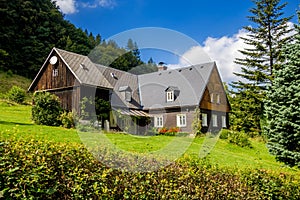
[200,66,230,112]
[29,51,79,92]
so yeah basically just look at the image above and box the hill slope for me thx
[0,71,32,94]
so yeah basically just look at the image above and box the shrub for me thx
[59,111,76,128]
[219,129,231,139]
[32,92,62,126]
[6,86,26,104]
[1,138,299,199]
[228,131,252,148]
[157,127,180,136]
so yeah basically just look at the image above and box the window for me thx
[216,94,220,104]
[177,114,186,127]
[210,93,214,103]
[166,91,174,102]
[202,113,208,127]
[222,116,226,128]
[53,68,58,77]
[125,91,132,102]
[154,116,163,127]
[212,114,218,127]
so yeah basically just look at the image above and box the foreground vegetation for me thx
[1,100,300,198]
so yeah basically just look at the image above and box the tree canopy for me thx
[0,0,101,78]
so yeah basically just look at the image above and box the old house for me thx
[29,48,230,133]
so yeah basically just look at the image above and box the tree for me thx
[264,11,300,168]
[230,0,293,134]
[0,0,101,78]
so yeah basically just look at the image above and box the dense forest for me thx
[0,0,156,79]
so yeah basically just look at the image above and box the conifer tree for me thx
[230,0,293,134]
[264,11,300,168]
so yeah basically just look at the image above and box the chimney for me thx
[158,62,168,71]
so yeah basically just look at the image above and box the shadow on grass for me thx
[0,120,33,126]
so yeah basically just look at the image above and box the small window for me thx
[210,93,214,103]
[202,113,208,127]
[216,94,220,104]
[53,68,58,77]
[222,116,226,128]
[154,116,163,127]
[166,91,174,102]
[212,114,218,127]
[125,91,131,102]
[177,114,186,127]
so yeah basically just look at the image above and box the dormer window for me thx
[165,86,180,102]
[119,86,132,102]
[166,91,174,102]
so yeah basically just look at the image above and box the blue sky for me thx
[56,0,299,82]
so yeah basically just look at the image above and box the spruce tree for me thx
[230,0,293,134]
[264,11,300,168]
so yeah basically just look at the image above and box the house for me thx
[28,48,230,133]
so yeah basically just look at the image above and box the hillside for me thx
[0,71,32,94]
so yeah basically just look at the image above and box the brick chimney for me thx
[158,62,168,71]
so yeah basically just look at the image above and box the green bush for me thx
[219,129,231,139]
[32,92,62,126]
[59,111,75,128]
[0,138,299,199]
[228,131,252,148]
[6,86,26,104]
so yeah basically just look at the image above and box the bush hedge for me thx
[1,139,299,199]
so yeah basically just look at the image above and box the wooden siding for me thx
[33,53,77,91]
[200,67,230,112]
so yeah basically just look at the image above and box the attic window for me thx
[52,68,58,77]
[119,86,132,102]
[165,86,180,102]
[166,91,174,102]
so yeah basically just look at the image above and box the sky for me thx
[55,0,299,82]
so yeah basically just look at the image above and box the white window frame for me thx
[166,91,174,102]
[53,68,58,77]
[216,94,220,104]
[222,116,226,128]
[154,115,163,128]
[212,114,218,127]
[177,114,186,127]
[210,93,214,103]
[202,113,208,127]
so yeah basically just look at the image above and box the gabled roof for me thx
[28,48,112,91]
[138,62,216,109]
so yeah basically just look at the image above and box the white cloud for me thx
[82,0,117,9]
[55,0,77,14]
[167,29,249,83]
[202,29,250,83]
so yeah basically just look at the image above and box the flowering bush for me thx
[158,127,180,136]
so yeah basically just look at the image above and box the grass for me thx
[0,100,299,175]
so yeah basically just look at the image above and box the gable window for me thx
[216,94,220,104]
[212,114,218,127]
[166,91,174,102]
[119,86,132,102]
[222,116,226,128]
[202,113,208,127]
[154,116,163,127]
[210,93,214,103]
[53,68,58,77]
[177,114,186,127]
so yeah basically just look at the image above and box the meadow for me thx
[1,100,300,199]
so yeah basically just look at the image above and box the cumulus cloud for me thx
[55,0,77,14]
[168,29,249,83]
[202,29,250,83]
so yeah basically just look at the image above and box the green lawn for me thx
[0,100,299,175]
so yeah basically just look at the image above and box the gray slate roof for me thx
[138,62,216,110]
[55,48,112,89]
